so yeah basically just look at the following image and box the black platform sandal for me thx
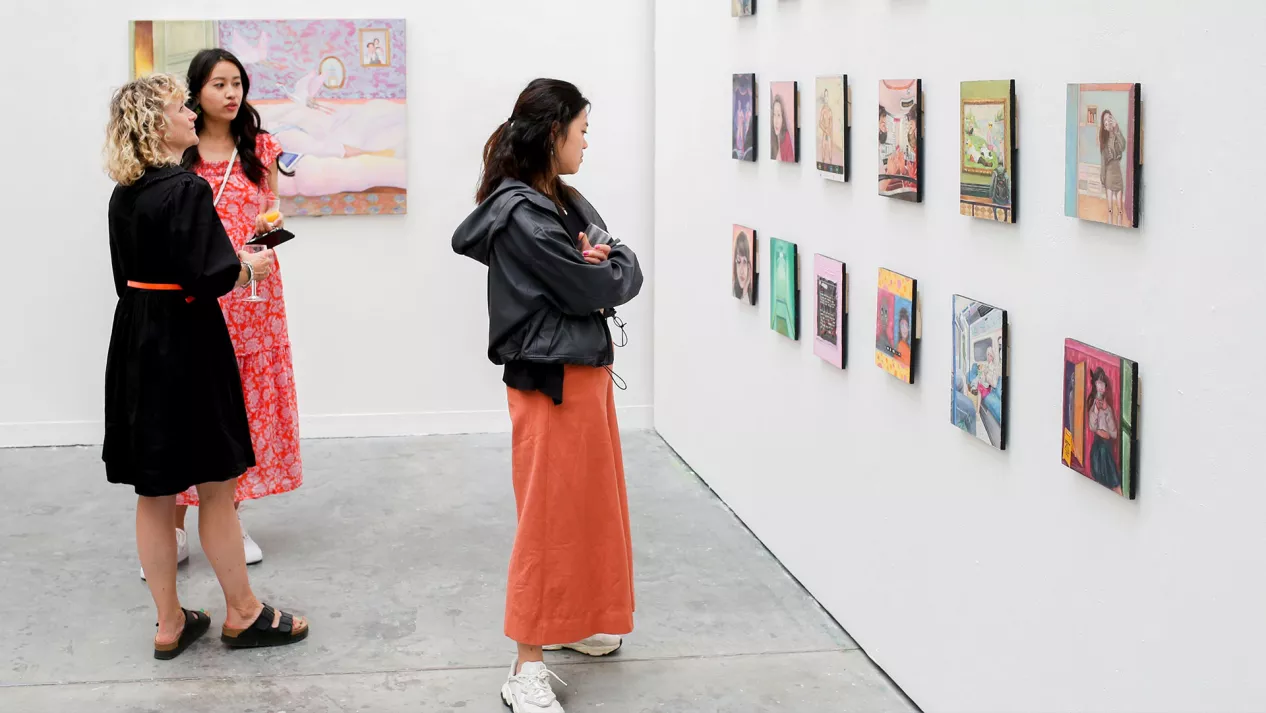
[154,608,211,660]
[221,603,309,649]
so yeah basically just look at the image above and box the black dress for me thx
[103,166,255,497]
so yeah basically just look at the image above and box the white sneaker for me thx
[139,528,189,580]
[543,634,623,657]
[501,660,567,713]
[241,522,263,565]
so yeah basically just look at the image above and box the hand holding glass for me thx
[239,244,268,302]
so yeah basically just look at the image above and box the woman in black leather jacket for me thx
[453,78,642,713]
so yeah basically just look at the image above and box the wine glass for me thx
[239,244,267,303]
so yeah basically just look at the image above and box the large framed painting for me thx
[1065,83,1141,228]
[130,19,408,216]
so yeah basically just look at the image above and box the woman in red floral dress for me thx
[154,48,303,573]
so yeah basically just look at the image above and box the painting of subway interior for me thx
[960,80,1016,223]
[130,19,408,216]
[1061,339,1139,499]
[1065,83,1141,228]
[815,75,848,181]
[875,268,917,384]
[733,73,757,161]
[879,79,921,201]
[951,296,1007,450]
[769,238,799,340]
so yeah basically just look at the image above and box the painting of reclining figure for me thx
[130,18,408,216]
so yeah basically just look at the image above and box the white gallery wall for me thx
[0,0,654,447]
[654,1,1266,712]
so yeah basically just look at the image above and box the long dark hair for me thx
[1098,109,1117,150]
[476,78,590,205]
[181,48,287,186]
[1087,366,1114,413]
[771,94,791,160]
[732,231,752,299]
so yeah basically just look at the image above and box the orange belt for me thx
[127,281,195,303]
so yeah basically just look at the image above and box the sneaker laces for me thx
[517,666,568,706]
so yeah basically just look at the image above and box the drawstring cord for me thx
[605,313,629,391]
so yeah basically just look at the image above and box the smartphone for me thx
[278,152,304,172]
[245,228,296,249]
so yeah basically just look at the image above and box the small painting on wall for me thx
[815,75,848,181]
[1065,83,1141,228]
[732,0,755,17]
[770,81,799,163]
[813,255,846,368]
[879,79,921,202]
[952,295,1008,450]
[1062,339,1139,499]
[733,73,757,161]
[875,268,917,383]
[960,80,1016,223]
[769,238,799,340]
[732,225,757,305]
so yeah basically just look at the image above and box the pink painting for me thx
[130,18,408,216]
[813,255,846,368]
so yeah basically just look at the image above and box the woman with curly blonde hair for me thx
[104,73,309,659]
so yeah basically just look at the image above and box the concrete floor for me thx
[0,431,917,712]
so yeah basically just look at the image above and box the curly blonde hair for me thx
[104,73,188,186]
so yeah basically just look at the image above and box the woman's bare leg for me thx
[174,504,189,531]
[197,481,304,632]
[516,642,544,674]
[138,495,184,645]
[196,480,262,629]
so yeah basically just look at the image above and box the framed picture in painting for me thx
[875,268,917,383]
[813,255,846,368]
[733,73,757,162]
[879,79,921,202]
[769,238,799,340]
[359,27,391,67]
[951,295,1007,450]
[815,75,848,181]
[1062,339,1139,499]
[960,80,1017,223]
[1065,83,1141,228]
[732,224,757,305]
[769,81,799,163]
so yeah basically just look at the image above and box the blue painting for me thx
[951,295,1007,449]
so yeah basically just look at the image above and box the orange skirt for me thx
[504,365,635,645]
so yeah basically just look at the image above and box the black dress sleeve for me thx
[166,175,241,300]
[502,204,644,317]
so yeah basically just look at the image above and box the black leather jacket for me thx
[452,180,643,367]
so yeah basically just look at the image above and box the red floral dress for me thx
[177,132,303,505]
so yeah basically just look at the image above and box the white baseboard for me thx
[0,406,655,448]
[0,420,104,448]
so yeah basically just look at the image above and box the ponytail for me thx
[474,78,590,205]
